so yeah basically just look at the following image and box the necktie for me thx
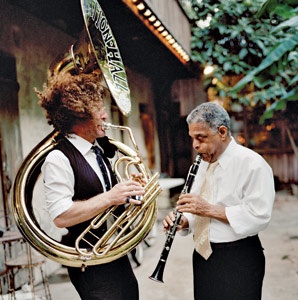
[92,146,111,191]
[193,161,218,260]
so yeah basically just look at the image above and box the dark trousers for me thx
[67,255,139,300]
[193,235,265,300]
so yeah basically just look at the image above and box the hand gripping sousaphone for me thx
[12,0,161,268]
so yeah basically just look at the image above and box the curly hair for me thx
[35,71,107,135]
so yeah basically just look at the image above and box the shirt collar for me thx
[217,137,237,170]
[66,134,104,156]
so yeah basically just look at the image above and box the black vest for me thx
[54,135,118,247]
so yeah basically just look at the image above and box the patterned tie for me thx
[92,146,111,191]
[194,161,218,260]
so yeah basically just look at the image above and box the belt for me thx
[210,235,259,249]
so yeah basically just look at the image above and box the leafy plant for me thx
[180,0,298,124]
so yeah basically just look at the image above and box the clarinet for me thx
[149,155,202,283]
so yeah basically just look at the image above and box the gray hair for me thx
[186,102,231,134]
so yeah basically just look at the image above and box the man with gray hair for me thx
[163,102,275,300]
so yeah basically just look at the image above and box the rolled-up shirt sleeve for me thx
[41,150,74,221]
[225,159,275,236]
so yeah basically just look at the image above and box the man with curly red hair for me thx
[36,71,143,300]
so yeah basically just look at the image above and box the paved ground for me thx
[34,191,298,299]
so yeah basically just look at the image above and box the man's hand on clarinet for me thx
[162,211,189,232]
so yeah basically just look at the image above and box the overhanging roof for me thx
[11,0,198,80]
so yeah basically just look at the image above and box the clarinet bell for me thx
[149,261,165,283]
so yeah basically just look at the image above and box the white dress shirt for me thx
[41,134,111,221]
[183,137,275,243]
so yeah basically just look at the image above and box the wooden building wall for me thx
[145,0,191,53]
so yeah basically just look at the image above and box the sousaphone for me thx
[12,0,161,268]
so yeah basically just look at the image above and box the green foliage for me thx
[181,0,298,123]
